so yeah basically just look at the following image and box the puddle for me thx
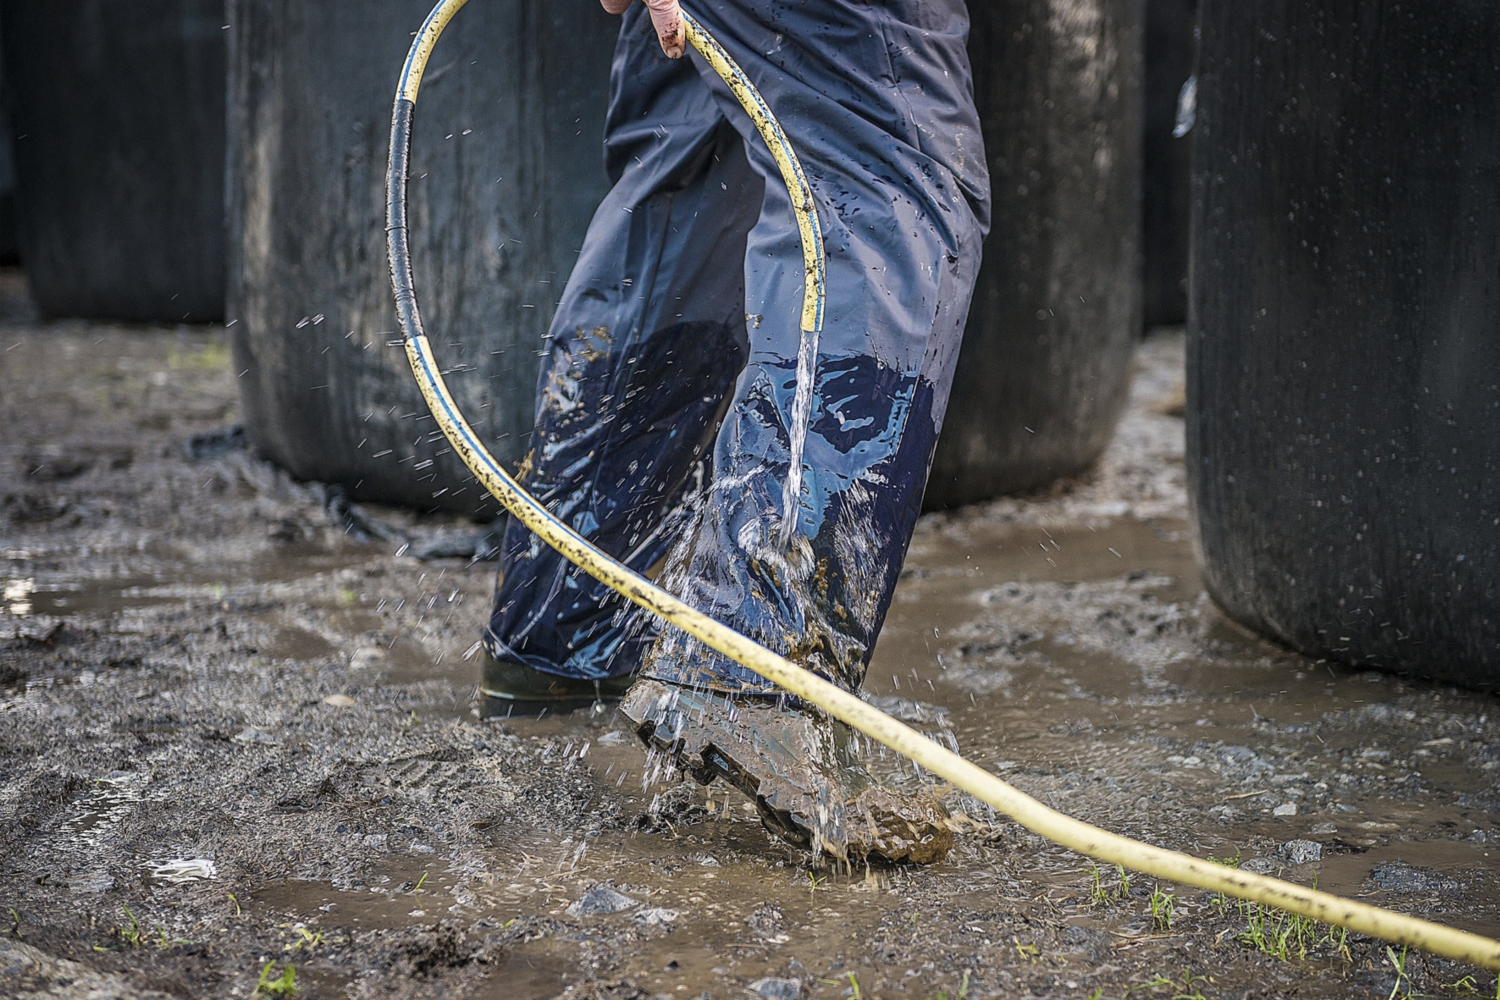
[2,563,365,620]
[8,324,1500,999]
[868,514,1500,938]
[56,771,150,851]
[5,579,184,617]
[474,943,580,999]
[251,863,459,932]
[277,632,344,666]
[378,512,1500,994]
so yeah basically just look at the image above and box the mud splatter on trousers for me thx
[485,0,990,694]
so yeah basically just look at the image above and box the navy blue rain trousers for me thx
[484,0,990,694]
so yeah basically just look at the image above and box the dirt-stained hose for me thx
[385,0,1500,974]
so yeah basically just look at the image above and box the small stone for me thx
[322,694,356,707]
[1273,802,1297,817]
[1369,861,1459,893]
[362,834,388,850]
[566,887,639,917]
[1309,822,1338,835]
[1280,839,1322,864]
[634,907,679,926]
[748,978,803,999]
[349,646,387,670]
[232,727,278,745]
[1239,858,1278,875]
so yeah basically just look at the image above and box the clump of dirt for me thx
[635,782,708,834]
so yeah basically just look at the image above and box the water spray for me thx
[387,0,1500,973]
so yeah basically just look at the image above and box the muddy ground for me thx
[3,268,1499,999]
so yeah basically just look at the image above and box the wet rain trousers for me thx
[484,0,990,694]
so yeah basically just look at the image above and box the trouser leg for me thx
[641,0,991,694]
[484,9,764,679]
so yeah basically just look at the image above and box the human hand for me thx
[600,0,685,59]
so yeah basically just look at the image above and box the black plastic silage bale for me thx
[1141,0,1196,328]
[0,51,17,266]
[1188,0,1500,686]
[0,0,226,321]
[925,0,1142,509]
[226,0,617,517]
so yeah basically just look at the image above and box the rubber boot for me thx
[619,679,953,863]
[480,652,634,718]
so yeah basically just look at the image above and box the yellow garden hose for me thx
[385,0,1500,974]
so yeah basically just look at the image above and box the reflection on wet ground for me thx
[453,513,1498,997]
[33,509,1480,998]
[4,319,1499,999]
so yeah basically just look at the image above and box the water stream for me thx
[778,323,820,546]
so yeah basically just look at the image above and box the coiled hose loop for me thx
[386,0,1500,973]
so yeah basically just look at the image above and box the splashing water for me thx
[779,325,820,548]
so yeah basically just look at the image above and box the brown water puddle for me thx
[77,514,1499,997]
[2,549,474,691]
[251,862,459,930]
[870,515,1500,933]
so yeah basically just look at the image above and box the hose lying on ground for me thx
[385,0,1500,974]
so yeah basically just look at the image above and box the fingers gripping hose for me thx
[386,0,1500,973]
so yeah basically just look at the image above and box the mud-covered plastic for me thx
[1188,0,1500,687]
[227,0,619,516]
[923,0,1143,509]
[0,0,226,321]
[1142,0,1197,328]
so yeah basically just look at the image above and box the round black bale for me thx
[0,0,226,321]
[226,0,617,517]
[926,0,1142,509]
[1141,0,1196,328]
[1188,0,1500,686]
[0,53,18,266]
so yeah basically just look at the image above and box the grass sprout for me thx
[1235,897,1350,964]
[285,926,324,953]
[928,970,970,1000]
[92,906,191,952]
[1124,974,1173,996]
[1206,851,1242,913]
[253,961,298,998]
[1149,886,1177,931]
[1384,945,1425,1000]
[1085,861,1132,906]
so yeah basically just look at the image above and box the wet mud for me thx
[3,274,1500,999]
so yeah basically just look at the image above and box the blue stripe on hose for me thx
[398,1,448,103]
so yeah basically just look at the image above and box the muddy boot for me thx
[619,678,953,863]
[480,652,634,718]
